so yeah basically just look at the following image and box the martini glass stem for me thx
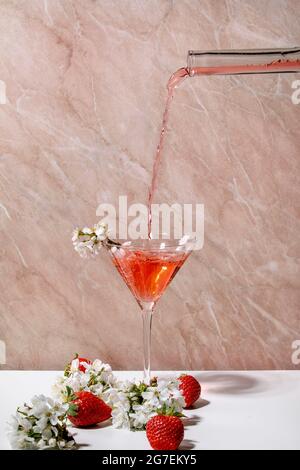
[141,303,154,384]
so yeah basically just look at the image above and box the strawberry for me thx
[76,357,92,373]
[146,415,184,450]
[67,390,112,427]
[179,374,201,408]
[64,353,92,376]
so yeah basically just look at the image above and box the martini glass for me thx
[108,238,194,383]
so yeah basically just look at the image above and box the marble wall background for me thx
[0,0,299,370]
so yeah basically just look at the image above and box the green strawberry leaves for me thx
[67,403,78,417]
[65,386,79,417]
[157,403,186,418]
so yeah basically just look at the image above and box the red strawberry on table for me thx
[146,415,184,450]
[67,390,112,427]
[179,374,201,408]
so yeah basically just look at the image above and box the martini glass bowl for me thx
[108,237,195,383]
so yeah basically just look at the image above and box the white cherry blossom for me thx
[72,222,109,258]
[7,395,75,450]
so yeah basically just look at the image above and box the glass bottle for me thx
[187,47,300,76]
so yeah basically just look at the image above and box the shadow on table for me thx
[197,372,268,395]
[69,419,113,448]
[72,419,112,431]
[189,398,210,410]
[74,442,91,449]
[183,415,202,427]
[180,439,196,450]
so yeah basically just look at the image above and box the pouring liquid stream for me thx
[147,57,300,238]
[147,67,189,238]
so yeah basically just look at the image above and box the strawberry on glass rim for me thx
[64,353,92,376]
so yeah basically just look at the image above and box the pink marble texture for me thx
[0,0,299,370]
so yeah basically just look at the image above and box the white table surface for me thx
[0,370,299,451]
